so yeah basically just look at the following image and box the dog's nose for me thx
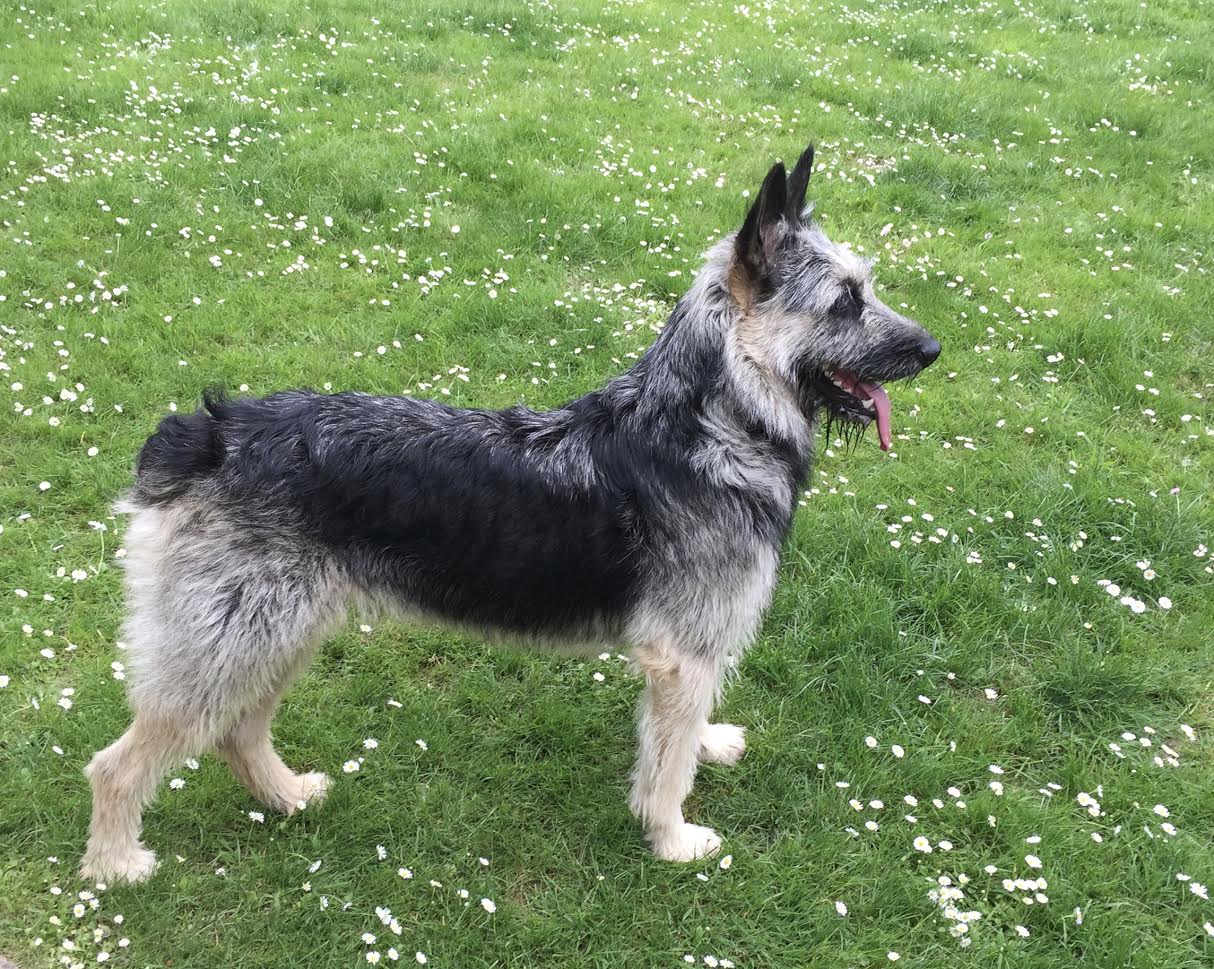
[917,336,941,366]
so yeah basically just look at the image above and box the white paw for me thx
[81,844,158,885]
[285,771,330,813]
[650,823,723,862]
[698,723,746,765]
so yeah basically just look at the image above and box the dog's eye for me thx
[831,283,863,318]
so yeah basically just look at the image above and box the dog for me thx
[81,144,940,883]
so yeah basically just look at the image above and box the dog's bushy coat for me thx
[82,145,940,881]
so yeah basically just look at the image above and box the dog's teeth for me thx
[861,399,875,411]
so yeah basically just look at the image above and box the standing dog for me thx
[82,145,939,882]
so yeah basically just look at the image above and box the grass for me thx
[1,0,1211,966]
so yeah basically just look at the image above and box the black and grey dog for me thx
[82,145,939,882]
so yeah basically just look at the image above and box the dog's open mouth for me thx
[815,368,893,450]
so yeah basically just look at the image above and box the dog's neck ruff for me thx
[623,241,818,467]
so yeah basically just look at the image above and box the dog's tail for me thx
[130,387,229,505]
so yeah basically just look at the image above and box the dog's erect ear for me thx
[785,143,814,223]
[735,161,787,279]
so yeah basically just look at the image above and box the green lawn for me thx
[1,0,1212,966]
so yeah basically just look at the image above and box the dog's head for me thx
[729,144,940,449]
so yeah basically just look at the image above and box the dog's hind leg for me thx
[82,713,203,884]
[629,644,724,862]
[81,506,218,885]
[82,503,344,884]
[216,669,330,814]
[212,563,346,813]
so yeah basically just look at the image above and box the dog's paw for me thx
[698,722,746,765]
[284,771,330,814]
[650,823,723,862]
[80,845,158,885]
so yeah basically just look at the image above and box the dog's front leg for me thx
[629,646,723,861]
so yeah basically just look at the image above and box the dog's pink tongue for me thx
[854,380,892,451]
